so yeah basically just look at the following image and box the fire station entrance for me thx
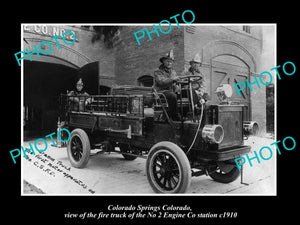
[24,58,100,135]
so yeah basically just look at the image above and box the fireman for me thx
[181,53,208,105]
[68,78,92,111]
[153,50,180,121]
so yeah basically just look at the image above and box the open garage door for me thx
[76,61,99,95]
[77,61,112,95]
[24,60,78,135]
[24,60,99,135]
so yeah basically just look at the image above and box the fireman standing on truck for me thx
[153,50,180,121]
[68,78,92,111]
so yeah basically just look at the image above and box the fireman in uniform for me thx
[68,78,92,111]
[181,53,209,105]
[153,50,180,121]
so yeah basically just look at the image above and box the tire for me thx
[119,143,137,160]
[146,141,191,193]
[67,128,91,168]
[209,162,240,183]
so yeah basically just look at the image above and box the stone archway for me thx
[201,40,257,72]
[23,38,92,68]
[23,38,93,132]
[201,40,257,120]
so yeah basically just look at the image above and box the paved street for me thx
[22,136,276,195]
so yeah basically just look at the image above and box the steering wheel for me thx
[177,75,202,85]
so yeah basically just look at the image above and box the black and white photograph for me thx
[21,24,276,195]
[4,6,298,225]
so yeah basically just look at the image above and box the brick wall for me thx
[112,25,267,132]
[72,27,116,87]
[115,25,184,85]
[23,25,269,133]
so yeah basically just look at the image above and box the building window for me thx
[242,26,251,33]
[137,75,154,87]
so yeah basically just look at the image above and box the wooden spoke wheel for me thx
[67,128,90,168]
[146,142,191,193]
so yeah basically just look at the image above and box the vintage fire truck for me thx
[59,76,258,193]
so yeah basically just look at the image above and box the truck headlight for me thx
[243,121,259,136]
[202,124,224,144]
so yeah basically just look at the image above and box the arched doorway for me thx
[23,34,98,136]
[201,40,256,121]
[23,57,100,135]
[23,59,78,134]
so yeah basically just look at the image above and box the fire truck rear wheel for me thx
[209,162,240,183]
[146,141,191,193]
[67,128,91,168]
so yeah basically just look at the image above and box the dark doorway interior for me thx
[77,61,99,95]
[24,60,78,134]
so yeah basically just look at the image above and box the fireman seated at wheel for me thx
[67,78,92,111]
[180,53,209,107]
[153,51,209,120]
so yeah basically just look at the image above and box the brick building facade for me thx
[115,25,274,132]
[23,24,274,133]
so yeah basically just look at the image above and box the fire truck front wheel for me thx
[146,141,191,193]
[67,128,91,168]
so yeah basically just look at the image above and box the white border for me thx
[20,23,277,197]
